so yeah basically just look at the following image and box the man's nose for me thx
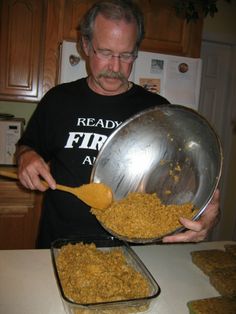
[108,56,122,72]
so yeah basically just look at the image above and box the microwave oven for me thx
[0,118,25,165]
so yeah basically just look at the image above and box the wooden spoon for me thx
[0,170,113,210]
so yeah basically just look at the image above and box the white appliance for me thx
[59,40,202,111]
[0,118,25,165]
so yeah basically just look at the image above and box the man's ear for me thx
[81,37,90,56]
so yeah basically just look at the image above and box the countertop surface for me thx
[0,241,235,314]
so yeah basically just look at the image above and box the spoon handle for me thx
[0,170,50,187]
[54,183,75,194]
[0,170,51,190]
[0,170,75,194]
[0,170,18,180]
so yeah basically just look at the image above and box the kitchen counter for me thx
[0,241,235,314]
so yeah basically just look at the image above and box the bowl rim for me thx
[90,104,223,243]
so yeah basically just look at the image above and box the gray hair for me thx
[78,0,144,50]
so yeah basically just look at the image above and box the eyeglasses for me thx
[90,43,137,64]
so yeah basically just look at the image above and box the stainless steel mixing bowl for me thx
[91,104,223,242]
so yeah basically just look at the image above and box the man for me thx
[16,0,220,248]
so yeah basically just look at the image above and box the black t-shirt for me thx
[19,78,169,248]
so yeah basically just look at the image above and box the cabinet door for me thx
[0,0,45,102]
[138,0,203,57]
[0,204,34,249]
[63,0,95,41]
[42,0,64,95]
[61,0,202,58]
[0,180,42,249]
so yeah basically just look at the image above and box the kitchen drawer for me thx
[0,178,43,249]
[0,181,34,206]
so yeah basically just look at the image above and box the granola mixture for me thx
[91,192,196,239]
[56,243,150,305]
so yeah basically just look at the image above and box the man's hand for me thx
[162,189,220,243]
[17,146,56,192]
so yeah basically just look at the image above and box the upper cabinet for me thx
[0,0,203,103]
[0,0,46,102]
[0,0,64,102]
[62,0,203,57]
[137,0,203,57]
[41,0,64,97]
[62,0,93,41]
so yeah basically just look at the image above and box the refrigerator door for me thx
[58,42,201,111]
[59,40,135,84]
[132,51,202,111]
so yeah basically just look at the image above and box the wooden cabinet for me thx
[0,0,64,101]
[42,0,64,96]
[138,0,203,57]
[0,0,46,102]
[0,0,203,102]
[62,0,92,41]
[62,0,203,57]
[0,177,43,249]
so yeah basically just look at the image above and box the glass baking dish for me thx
[51,236,160,314]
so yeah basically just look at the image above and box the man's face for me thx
[83,14,138,95]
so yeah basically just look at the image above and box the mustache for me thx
[98,70,127,82]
